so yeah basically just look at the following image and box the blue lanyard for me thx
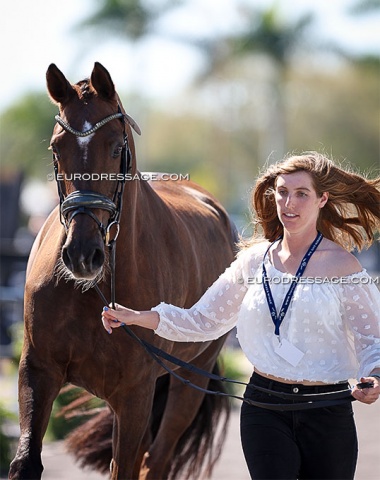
[262,232,323,338]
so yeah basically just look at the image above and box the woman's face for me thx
[275,171,328,234]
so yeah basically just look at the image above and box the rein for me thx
[93,257,356,412]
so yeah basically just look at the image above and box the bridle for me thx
[53,106,131,246]
[52,108,357,412]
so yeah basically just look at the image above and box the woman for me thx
[102,152,380,480]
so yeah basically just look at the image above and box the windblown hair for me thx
[248,151,380,251]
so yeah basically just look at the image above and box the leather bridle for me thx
[53,106,131,246]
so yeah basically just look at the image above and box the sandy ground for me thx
[1,356,379,479]
[3,401,378,480]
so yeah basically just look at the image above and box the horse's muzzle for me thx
[62,231,105,279]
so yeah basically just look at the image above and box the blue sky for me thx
[0,0,379,111]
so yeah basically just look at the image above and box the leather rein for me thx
[94,285,356,411]
[54,109,356,412]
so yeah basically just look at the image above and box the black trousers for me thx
[240,372,358,480]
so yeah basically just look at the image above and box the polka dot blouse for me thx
[152,242,380,383]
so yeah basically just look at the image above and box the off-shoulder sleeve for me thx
[152,246,259,342]
[340,271,380,378]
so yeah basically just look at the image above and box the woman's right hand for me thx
[101,304,129,333]
[101,304,159,334]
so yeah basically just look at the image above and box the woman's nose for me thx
[285,194,293,207]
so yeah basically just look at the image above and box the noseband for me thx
[53,107,131,245]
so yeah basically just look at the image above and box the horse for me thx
[9,62,238,480]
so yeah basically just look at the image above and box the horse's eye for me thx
[50,145,60,162]
[112,145,123,159]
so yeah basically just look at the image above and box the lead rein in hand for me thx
[93,283,370,411]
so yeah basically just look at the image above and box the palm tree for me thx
[73,0,183,40]
[228,5,314,161]
[346,0,380,65]
[73,1,315,170]
[349,0,380,14]
[187,4,314,162]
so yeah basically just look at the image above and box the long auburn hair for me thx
[248,151,380,251]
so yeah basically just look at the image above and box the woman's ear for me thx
[319,192,329,208]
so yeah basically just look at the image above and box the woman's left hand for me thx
[351,376,380,404]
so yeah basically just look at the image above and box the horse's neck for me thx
[119,175,163,241]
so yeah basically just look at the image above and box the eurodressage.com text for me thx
[243,276,380,285]
[48,173,191,182]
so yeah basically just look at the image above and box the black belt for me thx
[243,373,354,411]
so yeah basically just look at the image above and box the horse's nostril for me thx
[90,247,104,271]
[62,243,104,279]
[62,246,72,270]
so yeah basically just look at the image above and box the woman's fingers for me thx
[352,377,380,404]
[102,315,113,334]
[101,305,125,333]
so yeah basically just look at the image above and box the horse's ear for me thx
[46,64,75,105]
[90,62,116,100]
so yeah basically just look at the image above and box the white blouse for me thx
[152,242,380,383]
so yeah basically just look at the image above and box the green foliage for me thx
[0,93,56,178]
[349,0,380,15]
[46,386,104,441]
[231,5,314,66]
[0,403,17,476]
[287,62,380,172]
[219,346,250,397]
[8,323,24,365]
[74,0,184,40]
[1,1,378,211]
[1,54,378,215]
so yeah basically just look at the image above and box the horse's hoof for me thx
[8,457,43,480]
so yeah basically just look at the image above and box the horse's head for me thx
[46,62,141,284]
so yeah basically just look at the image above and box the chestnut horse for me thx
[9,63,237,480]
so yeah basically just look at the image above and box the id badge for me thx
[274,338,304,367]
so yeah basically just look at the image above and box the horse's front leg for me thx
[8,350,63,479]
[109,382,155,480]
[140,339,228,480]
[139,376,207,480]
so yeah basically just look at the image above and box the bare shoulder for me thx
[236,240,269,269]
[238,240,269,257]
[315,238,363,277]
